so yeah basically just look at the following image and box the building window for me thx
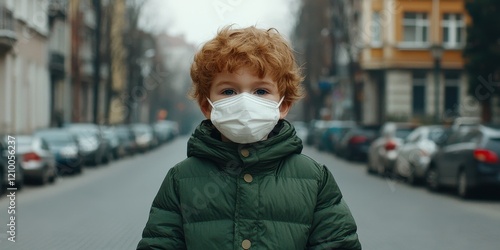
[371,12,382,47]
[444,73,460,117]
[402,12,429,47]
[442,14,465,48]
[412,73,426,115]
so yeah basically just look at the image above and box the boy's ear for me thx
[200,99,212,119]
[279,101,291,119]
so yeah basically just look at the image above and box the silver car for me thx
[131,123,156,152]
[367,122,416,176]
[15,135,57,185]
[394,126,450,185]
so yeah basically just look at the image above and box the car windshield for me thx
[103,130,114,138]
[133,126,150,135]
[428,128,448,144]
[39,132,74,145]
[14,136,34,152]
[486,137,500,152]
[357,129,378,138]
[16,136,33,146]
[395,129,414,139]
[66,124,99,135]
[69,127,98,137]
[117,130,131,138]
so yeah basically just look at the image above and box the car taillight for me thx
[473,149,499,164]
[23,152,42,162]
[385,141,396,151]
[349,136,367,144]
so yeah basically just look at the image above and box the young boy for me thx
[137,26,361,250]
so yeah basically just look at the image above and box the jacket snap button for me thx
[241,239,251,249]
[240,149,250,157]
[243,174,253,183]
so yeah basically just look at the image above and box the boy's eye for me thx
[221,89,236,95]
[254,89,268,95]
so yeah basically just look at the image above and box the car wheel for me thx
[49,171,57,183]
[397,157,416,185]
[346,150,353,161]
[426,165,440,191]
[366,155,376,175]
[14,168,24,190]
[38,170,49,185]
[103,151,112,164]
[49,174,57,183]
[407,166,418,186]
[95,152,104,166]
[377,161,386,176]
[457,170,473,199]
[73,164,83,175]
[15,180,23,190]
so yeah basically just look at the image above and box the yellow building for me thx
[359,0,484,124]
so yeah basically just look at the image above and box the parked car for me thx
[153,120,179,145]
[318,122,356,152]
[367,122,416,175]
[15,135,57,185]
[0,135,24,192]
[64,123,112,166]
[35,128,83,175]
[452,116,481,130]
[130,123,156,152]
[114,124,137,156]
[305,120,337,146]
[394,125,450,185]
[102,126,125,160]
[335,125,381,162]
[160,120,180,140]
[426,125,500,198]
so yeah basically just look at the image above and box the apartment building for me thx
[0,0,50,134]
[359,0,486,124]
[48,0,71,127]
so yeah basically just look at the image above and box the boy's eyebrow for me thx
[214,80,277,87]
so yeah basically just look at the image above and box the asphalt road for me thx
[0,135,499,250]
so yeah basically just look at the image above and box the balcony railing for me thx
[0,6,17,53]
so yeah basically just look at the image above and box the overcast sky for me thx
[140,0,301,47]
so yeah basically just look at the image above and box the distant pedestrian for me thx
[137,25,361,250]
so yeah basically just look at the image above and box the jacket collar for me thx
[187,119,303,173]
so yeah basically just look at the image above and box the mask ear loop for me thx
[206,97,215,108]
[277,96,285,107]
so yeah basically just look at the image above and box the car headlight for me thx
[136,134,151,145]
[60,146,78,157]
[79,141,98,152]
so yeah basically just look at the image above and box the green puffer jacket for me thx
[137,120,361,250]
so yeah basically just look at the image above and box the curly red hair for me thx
[189,25,304,107]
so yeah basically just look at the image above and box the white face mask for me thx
[207,93,284,144]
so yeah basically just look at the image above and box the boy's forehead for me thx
[213,69,280,86]
[217,66,273,80]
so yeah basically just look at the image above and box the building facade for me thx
[360,0,483,125]
[48,0,71,127]
[0,0,50,134]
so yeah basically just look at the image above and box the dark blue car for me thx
[35,129,83,175]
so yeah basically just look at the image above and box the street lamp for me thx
[430,44,444,123]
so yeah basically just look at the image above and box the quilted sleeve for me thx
[307,165,362,250]
[137,167,186,250]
